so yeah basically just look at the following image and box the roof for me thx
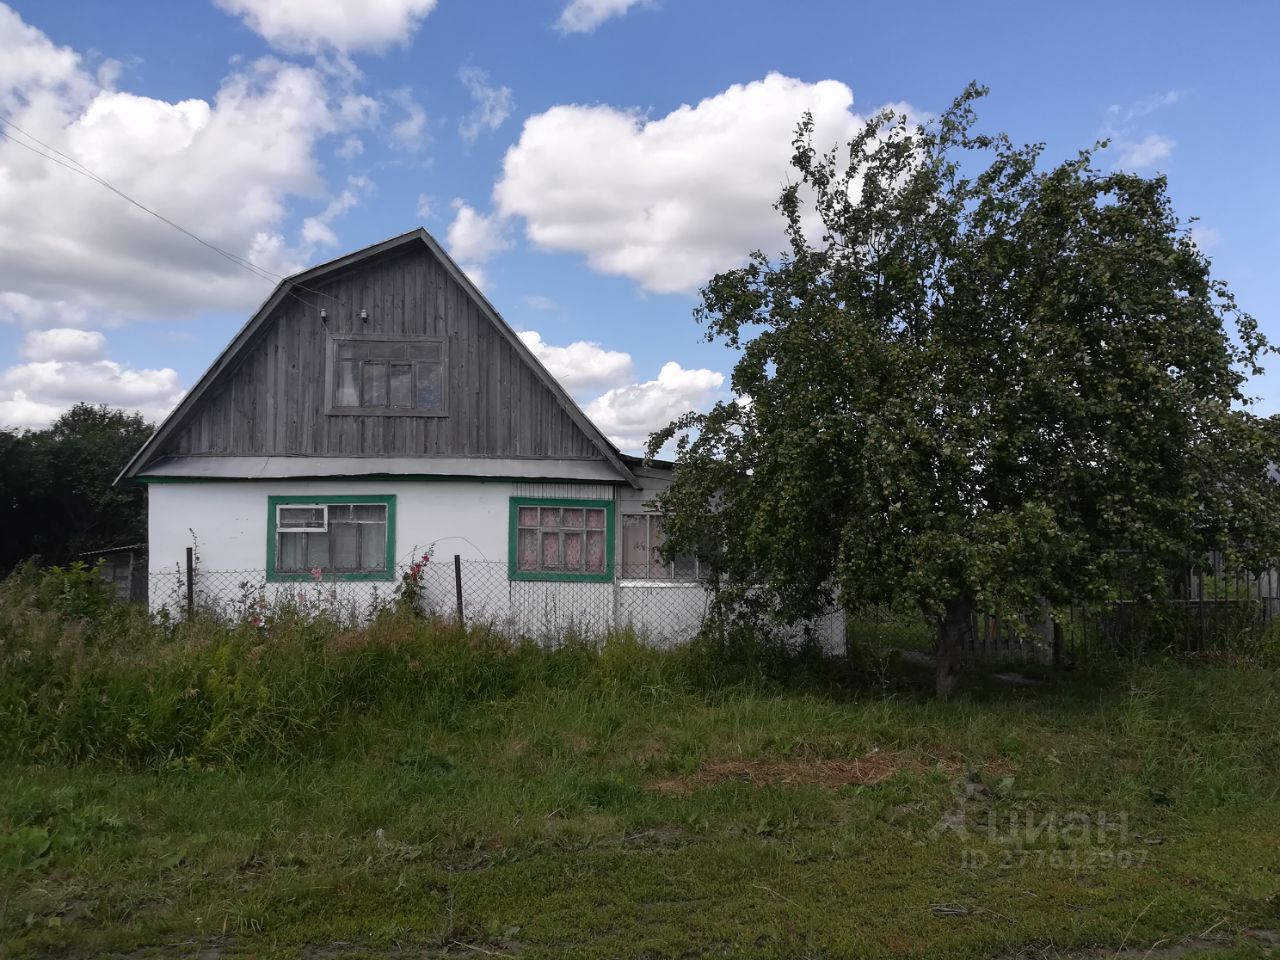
[118,228,639,488]
[77,543,147,557]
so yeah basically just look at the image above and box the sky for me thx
[0,0,1277,452]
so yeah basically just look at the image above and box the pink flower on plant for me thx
[310,567,324,581]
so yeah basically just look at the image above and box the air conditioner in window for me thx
[276,505,328,532]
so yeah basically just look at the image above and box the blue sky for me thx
[0,0,1276,449]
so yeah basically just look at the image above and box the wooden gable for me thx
[121,231,636,483]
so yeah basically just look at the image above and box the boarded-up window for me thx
[275,501,389,575]
[330,337,446,415]
[620,514,700,580]
[511,498,611,581]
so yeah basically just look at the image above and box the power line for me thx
[0,115,353,310]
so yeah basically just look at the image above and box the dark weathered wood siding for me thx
[160,245,602,460]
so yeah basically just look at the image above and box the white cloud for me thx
[1105,90,1180,125]
[215,0,438,53]
[0,332,184,430]
[0,392,63,431]
[1190,225,1222,251]
[458,263,487,291]
[336,134,364,158]
[416,193,436,219]
[1117,133,1174,170]
[1102,92,1178,172]
[20,328,106,361]
[518,330,634,394]
[388,87,428,150]
[0,293,90,328]
[0,5,375,323]
[494,73,881,294]
[300,175,372,248]
[446,199,511,264]
[585,361,724,452]
[458,66,513,144]
[556,0,646,33]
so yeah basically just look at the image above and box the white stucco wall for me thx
[146,476,844,652]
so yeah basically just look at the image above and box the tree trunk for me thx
[935,598,972,699]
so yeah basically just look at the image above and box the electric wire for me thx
[0,115,356,312]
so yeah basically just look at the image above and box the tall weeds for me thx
[0,567,818,768]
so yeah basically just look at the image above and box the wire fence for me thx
[877,567,1280,664]
[146,555,846,651]
[140,555,1279,663]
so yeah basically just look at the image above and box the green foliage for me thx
[1,610,1278,958]
[0,404,152,574]
[0,569,837,768]
[32,561,116,621]
[650,85,1280,693]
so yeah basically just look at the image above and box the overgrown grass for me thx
[1,569,1278,958]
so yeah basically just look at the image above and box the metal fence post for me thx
[454,554,464,626]
[184,547,195,620]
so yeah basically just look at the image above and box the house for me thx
[120,229,842,645]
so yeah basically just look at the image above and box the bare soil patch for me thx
[648,750,919,795]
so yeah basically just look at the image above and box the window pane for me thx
[518,506,538,527]
[621,514,648,579]
[674,554,698,580]
[562,508,584,529]
[335,360,358,406]
[353,504,386,522]
[361,522,386,571]
[278,532,305,571]
[517,528,538,570]
[414,361,444,411]
[585,530,605,572]
[585,509,606,530]
[362,361,387,406]
[331,522,359,570]
[408,342,442,361]
[648,517,669,579]
[563,531,583,570]
[539,507,560,527]
[305,532,329,570]
[389,363,412,407]
[540,531,560,569]
[327,504,353,522]
[279,506,324,528]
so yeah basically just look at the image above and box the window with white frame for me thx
[271,499,391,578]
[328,336,446,415]
[620,514,701,580]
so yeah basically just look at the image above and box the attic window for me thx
[327,335,447,416]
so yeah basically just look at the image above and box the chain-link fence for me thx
[147,556,847,651]
[142,554,1278,663]
[844,566,1280,665]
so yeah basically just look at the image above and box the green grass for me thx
[1,576,1279,958]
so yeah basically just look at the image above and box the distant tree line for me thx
[0,405,152,575]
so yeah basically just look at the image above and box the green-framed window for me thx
[266,494,396,582]
[508,497,614,582]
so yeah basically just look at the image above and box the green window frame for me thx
[266,494,396,582]
[508,496,614,583]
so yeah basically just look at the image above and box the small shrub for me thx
[34,562,114,621]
